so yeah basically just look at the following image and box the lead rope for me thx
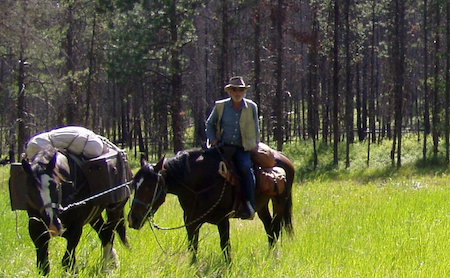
[61,181,132,212]
[150,178,229,231]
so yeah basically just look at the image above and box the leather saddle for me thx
[216,144,287,219]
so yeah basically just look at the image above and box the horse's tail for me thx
[282,177,294,236]
[275,152,295,236]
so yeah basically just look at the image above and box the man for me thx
[205,76,260,219]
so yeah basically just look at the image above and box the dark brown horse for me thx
[128,147,294,262]
[21,147,129,275]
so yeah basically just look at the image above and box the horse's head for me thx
[128,156,166,229]
[22,148,69,237]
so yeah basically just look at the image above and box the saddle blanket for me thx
[26,126,107,159]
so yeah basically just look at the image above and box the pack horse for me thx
[9,126,132,275]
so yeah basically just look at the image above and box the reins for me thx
[149,173,229,231]
[134,147,232,231]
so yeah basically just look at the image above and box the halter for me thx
[38,176,64,215]
[132,171,167,218]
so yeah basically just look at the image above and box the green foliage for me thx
[105,0,200,86]
[107,5,153,84]
[282,134,450,183]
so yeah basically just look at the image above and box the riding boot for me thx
[240,201,255,220]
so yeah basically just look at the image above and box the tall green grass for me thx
[1,136,449,277]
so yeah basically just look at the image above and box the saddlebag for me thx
[255,166,287,197]
[9,163,28,211]
[81,148,133,205]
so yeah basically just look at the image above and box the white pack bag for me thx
[26,126,106,159]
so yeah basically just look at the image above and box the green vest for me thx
[215,98,258,151]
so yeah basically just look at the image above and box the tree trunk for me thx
[344,0,353,168]
[253,7,261,110]
[16,3,28,160]
[84,12,97,128]
[369,0,377,144]
[392,0,406,168]
[423,0,430,160]
[446,1,450,163]
[169,0,184,153]
[17,49,26,160]
[308,12,320,169]
[273,0,285,151]
[65,2,77,125]
[356,62,363,141]
[332,0,340,166]
[431,0,440,156]
[362,57,368,141]
[219,0,229,98]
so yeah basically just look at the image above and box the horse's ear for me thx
[140,155,147,167]
[154,155,165,172]
[22,159,32,176]
[46,154,57,172]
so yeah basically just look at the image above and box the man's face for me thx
[229,87,246,103]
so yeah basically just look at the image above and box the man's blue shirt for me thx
[205,98,259,147]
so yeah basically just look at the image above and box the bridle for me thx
[132,170,167,220]
[26,171,64,215]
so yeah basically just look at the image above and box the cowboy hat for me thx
[224,76,251,91]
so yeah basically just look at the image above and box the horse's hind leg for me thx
[271,199,286,243]
[257,204,276,247]
[217,219,231,263]
[90,214,118,269]
[28,218,51,275]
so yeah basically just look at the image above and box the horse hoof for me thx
[102,247,119,270]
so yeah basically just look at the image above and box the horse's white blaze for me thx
[39,174,54,221]
[136,177,144,190]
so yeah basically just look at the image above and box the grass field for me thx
[1,136,449,277]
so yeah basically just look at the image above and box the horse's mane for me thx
[31,146,58,165]
[164,149,195,183]
[29,147,76,185]
[162,148,223,188]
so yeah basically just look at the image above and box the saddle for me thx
[217,143,287,218]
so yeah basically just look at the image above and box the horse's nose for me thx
[48,224,61,236]
[128,213,142,229]
[48,217,64,237]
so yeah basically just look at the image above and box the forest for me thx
[1,0,449,168]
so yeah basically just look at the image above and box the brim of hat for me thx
[224,84,251,89]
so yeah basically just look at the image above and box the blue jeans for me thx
[234,148,256,209]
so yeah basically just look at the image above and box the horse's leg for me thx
[106,201,129,248]
[270,198,285,244]
[217,219,231,263]
[28,218,51,275]
[90,214,118,269]
[186,223,201,264]
[61,226,82,272]
[257,202,276,247]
